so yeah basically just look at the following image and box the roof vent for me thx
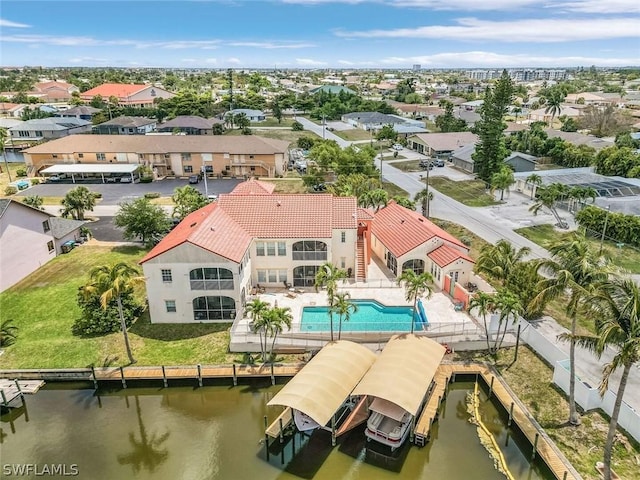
[400,219,405,224]
[276,200,281,207]
[418,218,424,222]
[210,227,215,232]
[190,222,197,228]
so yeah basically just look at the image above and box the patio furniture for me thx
[453,301,465,311]
[286,292,298,299]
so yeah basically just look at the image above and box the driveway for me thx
[17,178,241,205]
[293,117,351,148]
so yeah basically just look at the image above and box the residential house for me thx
[504,152,538,172]
[55,105,101,121]
[0,199,84,292]
[80,83,175,108]
[226,109,266,122]
[8,117,92,142]
[451,145,538,174]
[31,81,79,102]
[528,105,582,124]
[543,128,614,151]
[308,85,356,95]
[0,103,28,118]
[140,183,475,324]
[341,112,404,130]
[22,134,290,178]
[565,92,618,106]
[93,116,157,135]
[407,132,478,157]
[157,116,222,135]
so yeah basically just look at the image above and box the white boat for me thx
[293,409,320,432]
[364,398,412,451]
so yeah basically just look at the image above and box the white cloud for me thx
[226,57,242,65]
[296,58,328,65]
[0,18,31,28]
[550,0,640,14]
[378,51,640,67]
[158,40,220,50]
[68,56,108,65]
[0,34,221,49]
[336,17,640,42]
[204,58,218,64]
[226,41,315,49]
[389,0,537,10]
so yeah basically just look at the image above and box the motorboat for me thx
[364,398,412,451]
[293,409,320,432]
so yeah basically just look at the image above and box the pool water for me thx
[301,300,419,332]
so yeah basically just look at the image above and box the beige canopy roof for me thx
[352,334,445,417]
[267,341,377,427]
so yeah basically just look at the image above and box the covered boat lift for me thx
[266,341,376,445]
[351,334,446,449]
[39,164,140,184]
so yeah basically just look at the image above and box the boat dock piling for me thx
[0,379,45,409]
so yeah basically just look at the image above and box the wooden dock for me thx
[413,364,580,480]
[0,379,45,408]
[266,407,293,439]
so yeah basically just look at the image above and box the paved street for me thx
[294,117,351,148]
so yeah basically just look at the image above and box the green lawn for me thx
[224,130,319,143]
[0,245,236,368]
[333,129,373,141]
[382,181,409,199]
[263,178,307,194]
[392,160,421,172]
[515,224,640,273]
[428,178,499,207]
[251,118,295,127]
[430,217,490,261]
[0,162,28,191]
[456,347,640,480]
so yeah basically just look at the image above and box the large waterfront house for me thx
[140,182,474,324]
[0,199,85,292]
[22,134,291,178]
[79,83,175,108]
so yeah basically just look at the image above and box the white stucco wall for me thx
[0,204,56,291]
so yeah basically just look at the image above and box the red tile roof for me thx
[428,244,474,267]
[80,83,149,99]
[371,201,468,257]
[229,178,275,195]
[141,185,358,264]
[356,207,375,221]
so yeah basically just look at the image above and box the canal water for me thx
[1,380,553,480]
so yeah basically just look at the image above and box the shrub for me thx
[144,192,161,199]
[31,178,40,185]
[242,127,253,135]
[4,186,17,195]
[93,192,102,199]
[72,288,143,336]
[460,236,473,247]
[139,177,153,183]
[292,121,304,131]
[16,168,27,177]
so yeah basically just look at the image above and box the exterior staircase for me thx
[356,238,366,281]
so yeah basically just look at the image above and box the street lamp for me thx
[598,205,611,255]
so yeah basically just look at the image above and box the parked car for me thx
[48,175,62,182]
[120,176,132,183]
[189,175,199,184]
[419,159,434,170]
[433,159,446,167]
[392,144,403,151]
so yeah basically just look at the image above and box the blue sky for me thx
[1,0,639,69]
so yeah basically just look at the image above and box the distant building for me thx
[80,83,175,108]
[407,132,478,158]
[8,117,92,142]
[55,105,101,121]
[308,85,356,95]
[226,109,266,122]
[31,81,79,102]
[412,64,421,71]
[157,116,223,135]
[93,116,157,135]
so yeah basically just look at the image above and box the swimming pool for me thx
[301,300,420,332]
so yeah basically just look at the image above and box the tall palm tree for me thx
[331,292,358,340]
[476,240,530,284]
[544,90,565,127]
[397,269,434,334]
[532,234,612,425]
[245,298,270,362]
[570,278,640,480]
[0,127,11,183]
[314,263,347,342]
[82,263,144,364]
[414,188,434,218]
[60,186,98,221]
[468,292,495,352]
[493,288,523,354]
[491,166,515,201]
[529,182,571,229]
[525,173,542,200]
[265,306,293,361]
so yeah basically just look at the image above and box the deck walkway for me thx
[0,379,45,408]
[266,407,293,439]
[414,363,580,480]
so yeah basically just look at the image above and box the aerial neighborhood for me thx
[1,7,640,478]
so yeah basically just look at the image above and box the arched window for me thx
[402,259,425,275]
[193,296,236,321]
[292,241,328,261]
[293,265,320,287]
[189,268,234,290]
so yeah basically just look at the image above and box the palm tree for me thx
[414,188,434,218]
[331,292,358,340]
[81,263,144,364]
[476,240,530,284]
[360,188,388,212]
[22,195,44,210]
[491,166,515,201]
[529,183,571,229]
[532,234,612,425]
[0,319,18,347]
[525,173,542,200]
[397,269,434,334]
[512,106,522,123]
[314,263,347,342]
[468,292,495,352]
[544,90,565,127]
[569,278,640,480]
[0,127,11,183]
[245,298,270,362]
[60,186,98,221]
[493,289,523,354]
[265,306,293,361]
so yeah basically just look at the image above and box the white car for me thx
[392,144,403,151]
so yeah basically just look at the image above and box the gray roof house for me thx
[408,132,478,157]
[342,112,404,130]
[226,109,266,122]
[157,116,222,135]
[504,152,538,173]
[8,117,92,141]
[451,145,538,174]
[93,116,157,135]
[56,105,101,121]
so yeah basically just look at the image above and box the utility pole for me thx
[227,68,234,111]
[322,114,326,139]
[202,165,209,198]
[598,205,611,255]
